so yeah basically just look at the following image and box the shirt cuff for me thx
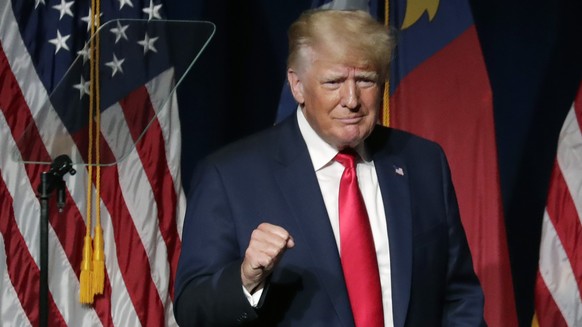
[242,286,264,307]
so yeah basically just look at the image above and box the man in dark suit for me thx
[174,9,485,327]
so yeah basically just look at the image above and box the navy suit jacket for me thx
[174,115,485,326]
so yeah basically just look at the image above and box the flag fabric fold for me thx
[534,83,582,327]
[0,0,185,326]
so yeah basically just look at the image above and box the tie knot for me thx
[335,149,358,169]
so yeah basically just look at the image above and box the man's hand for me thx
[241,223,295,293]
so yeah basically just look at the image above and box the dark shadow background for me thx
[164,1,582,325]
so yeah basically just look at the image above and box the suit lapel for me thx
[368,129,413,327]
[273,118,354,326]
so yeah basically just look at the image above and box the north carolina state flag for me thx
[387,0,518,326]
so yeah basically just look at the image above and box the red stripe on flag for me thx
[92,279,115,327]
[0,172,67,327]
[119,86,181,299]
[535,271,569,327]
[0,41,115,327]
[0,43,45,162]
[545,164,582,294]
[97,155,165,327]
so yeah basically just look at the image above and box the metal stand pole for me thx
[37,155,76,327]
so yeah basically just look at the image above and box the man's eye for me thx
[322,80,341,88]
[357,79,375,87]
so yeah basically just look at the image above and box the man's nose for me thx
[340,80,359,109]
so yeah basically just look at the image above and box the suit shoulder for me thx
[204,117,298,167]
[369,125,446,157]
[206,128,275,164]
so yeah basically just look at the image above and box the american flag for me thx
[0,0,213,325]
[534,83,582,327]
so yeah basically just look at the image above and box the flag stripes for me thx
[2,35,111,325]
[1,43,81,326]
[118,83,181,301]
[535,86,582,327]
[0,165,62,326]
[0,231,31,325]
[535,271,569,327]
[546,168,582,293]
[0,0,184,326]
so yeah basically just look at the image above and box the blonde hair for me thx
[287,9,394,80]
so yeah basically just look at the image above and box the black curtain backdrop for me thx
[164,1,582,325]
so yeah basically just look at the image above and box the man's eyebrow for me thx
[355,71,378,79]
[320,71,348,80]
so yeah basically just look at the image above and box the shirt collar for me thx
[296,108,370,171]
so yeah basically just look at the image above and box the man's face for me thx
[288,49,382,150]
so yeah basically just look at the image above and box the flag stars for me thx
[77,43,91,64]
[118,0,134,10]
[142,0,162,20]
[81,7,103,32]
[137,33,158,54]
[35,0,46,9]
[48,30,70,54]
[105,54,125,77]
[73,75,90,99]
[110,21,129,44]
[52,0,74,20]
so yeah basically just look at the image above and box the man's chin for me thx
[333,136,365,149]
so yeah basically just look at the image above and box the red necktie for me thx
[335,150,384,327]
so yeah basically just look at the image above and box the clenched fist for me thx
[241,223,295,293]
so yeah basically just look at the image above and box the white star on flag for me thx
[52,0,74,20]
[118,0,134,10]
[81,7,103,32]
[72,75,90,99]
[105,53,125,77]
[138,33,158,54]
[48,30,70,54]
[77,43,91,64]
[142,0,162,20]
[110,21,130,44]
[34,0,45,9]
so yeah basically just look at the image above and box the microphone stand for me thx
[37,155,76,327]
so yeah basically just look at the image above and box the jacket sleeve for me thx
[173,159,260,326]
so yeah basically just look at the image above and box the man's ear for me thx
[287,68,305,105]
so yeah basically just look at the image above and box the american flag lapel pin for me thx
[394,166,404,176]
